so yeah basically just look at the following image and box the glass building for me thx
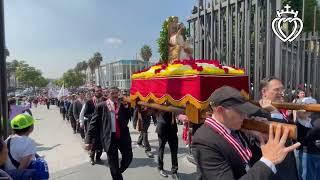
[95,59,152,90]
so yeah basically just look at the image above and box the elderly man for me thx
[192,86,300,180]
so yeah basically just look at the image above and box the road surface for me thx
[30,105,197,180]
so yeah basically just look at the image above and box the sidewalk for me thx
[31,105,197,180]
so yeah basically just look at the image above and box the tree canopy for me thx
[140,45,152,62]
[15,62,49,88]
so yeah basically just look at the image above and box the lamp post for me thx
[0,0,8,138]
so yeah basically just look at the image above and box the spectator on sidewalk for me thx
[292,90,306,122]
[295,97,320,180]
[0,140,13,180]
[8,98,32,121]
[5,114,37,171]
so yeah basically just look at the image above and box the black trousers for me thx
[137,132,151,151]
[61,109,66,120]
[137,119,151,152]
[107,133,133,180]
[70,117,77,132]
[90,137,103,161]
[157,132,178,173]
[80,120,89,140]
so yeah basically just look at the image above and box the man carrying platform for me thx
[192,86,301,180]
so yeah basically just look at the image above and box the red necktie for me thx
[114,102,121,139]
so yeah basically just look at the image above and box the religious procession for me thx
[0,0,320,180]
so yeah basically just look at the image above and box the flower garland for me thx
[132,60,245,79]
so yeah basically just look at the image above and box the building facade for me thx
[94,59,152,90]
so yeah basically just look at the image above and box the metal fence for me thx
[187,0,320,100]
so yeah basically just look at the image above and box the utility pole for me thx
[0,0,8,138]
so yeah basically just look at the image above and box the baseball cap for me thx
[208,86,261,115]
[11,114,36,130]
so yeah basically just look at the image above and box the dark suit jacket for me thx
[85,102,131,152]
[155,112,177,136]
[192,124,274,180]
[68,103,74,120]
[73,100,83,120]
[83,99,95,121]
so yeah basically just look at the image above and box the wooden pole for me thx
[249,100,320,112]
[125,97,297,139]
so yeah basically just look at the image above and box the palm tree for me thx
[92,52,103,83]
[7,60,24,89]
[140,45,152,62]
[74,62,83,72]
[81,61,88,73]
[88,58,96,83]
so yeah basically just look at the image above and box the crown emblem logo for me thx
[272,4,303,42]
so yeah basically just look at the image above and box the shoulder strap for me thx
[7,138,21,169]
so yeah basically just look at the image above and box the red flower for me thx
[223,68,229,73]
[155,68,162,74]
[161,64,168,70]
[197,66,203,72]
[191,64,198,70]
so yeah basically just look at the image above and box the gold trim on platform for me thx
[130,91,209,110]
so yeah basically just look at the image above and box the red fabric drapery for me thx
[130,75,249,109]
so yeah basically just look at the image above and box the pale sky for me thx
[5,0,196,79]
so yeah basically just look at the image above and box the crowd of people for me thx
[51,77,320,180]
[1,76,319,180]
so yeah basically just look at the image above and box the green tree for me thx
[88,58,96,81]
[75,61,88,73]
[81,61,88,72]
[6,60,26,88]
[53,79,63,87]
[16,64,47,90]
[93,52,103,82]
[157,19,170,63]
[74,62,83,72]
[61,70,86,88]
[282,0,320,32]
[92,52,103,67]
[87,52,103,83]
[140,45,152,62]
[36,77,49,87]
